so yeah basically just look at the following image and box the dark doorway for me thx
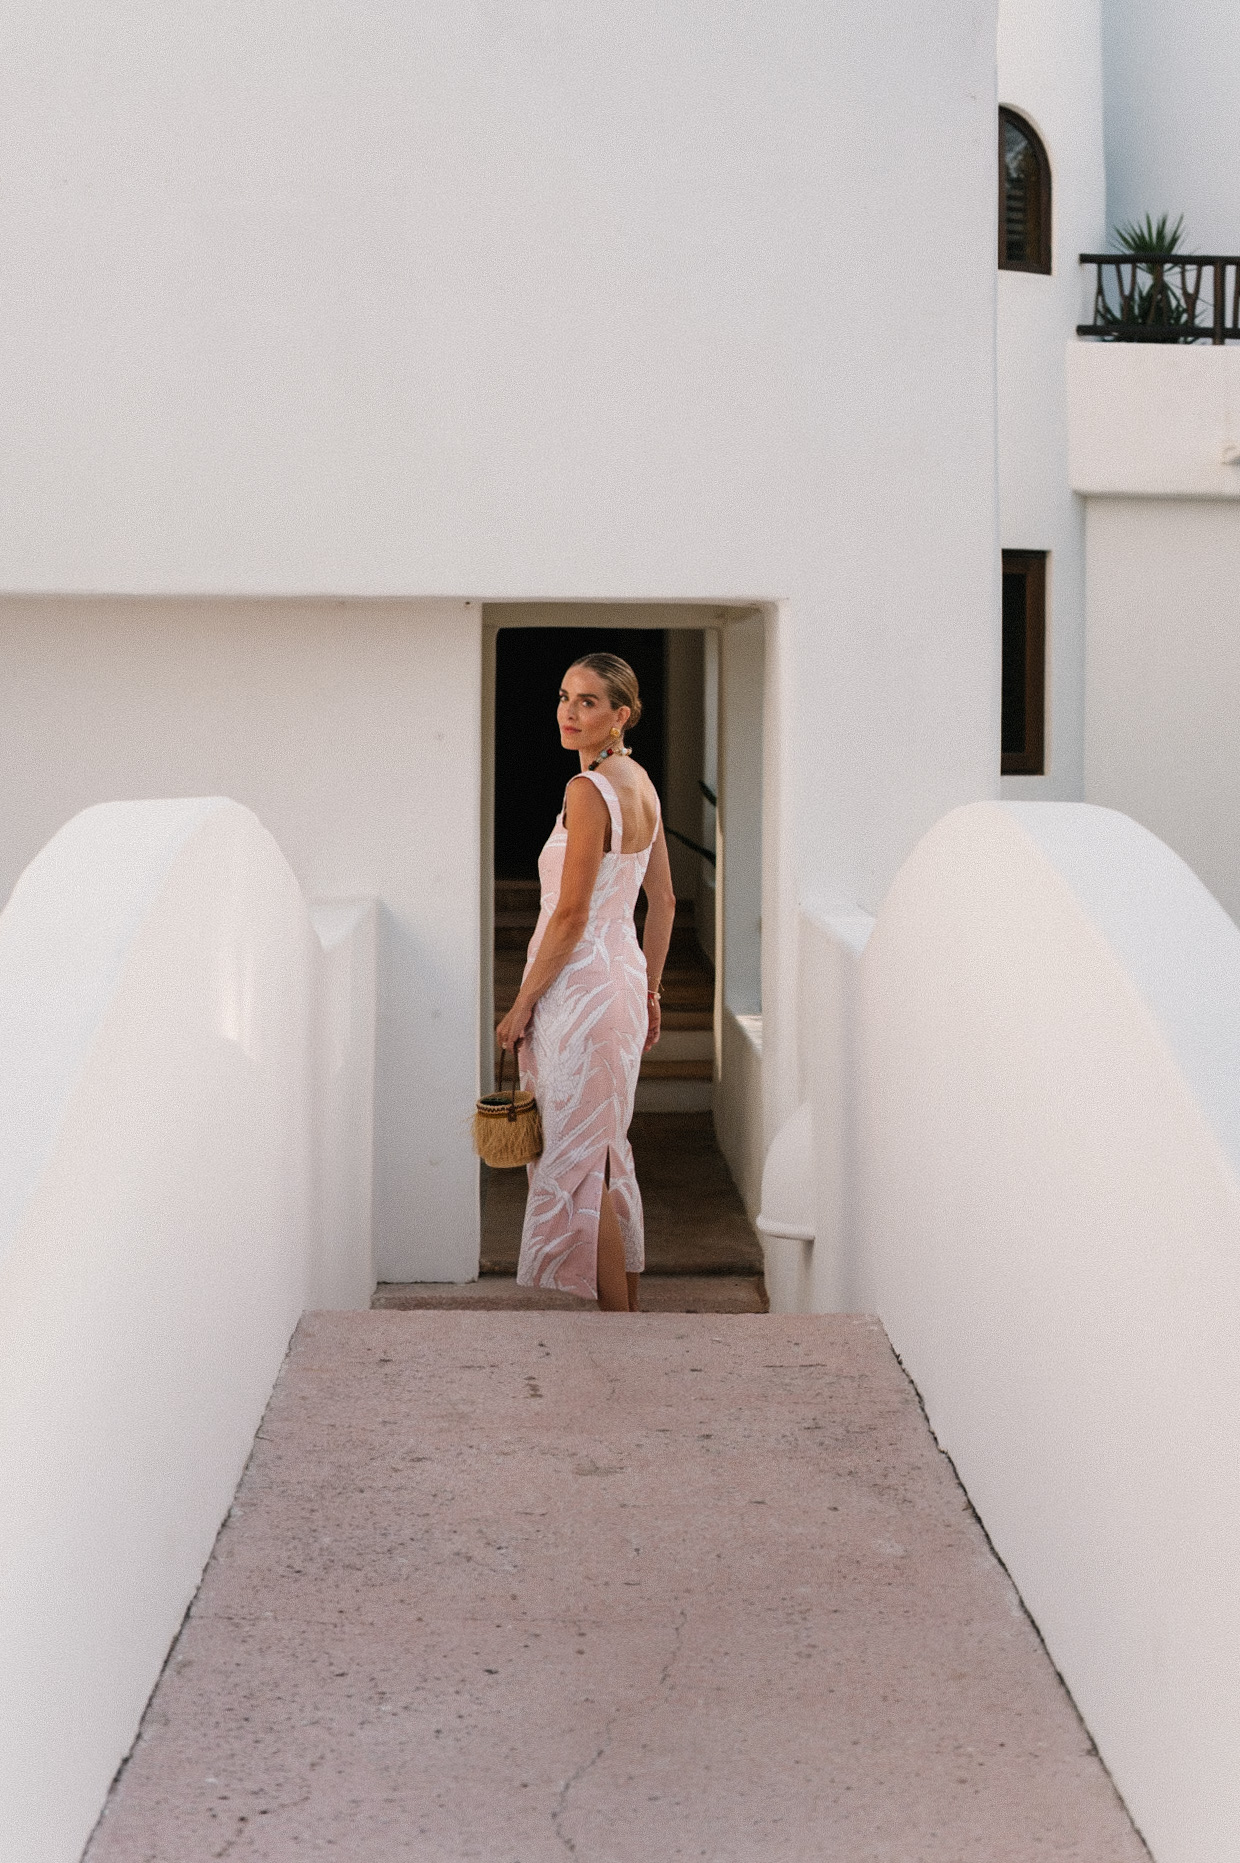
[494,628,667,878]
[478,616,763,1312]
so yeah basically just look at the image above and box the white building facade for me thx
[996,0,1104,802]
[1076,2,1240,925]
[5,7,1240,1863]
[2,0,1238,1268]
[0,0,1000,1281]
[0,0,1236,1270]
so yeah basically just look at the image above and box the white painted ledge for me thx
[731,1011,763,1055]
[756,1101,815,1314]
[715,1010,765,1218]
[310,897,377,1312]
[797,906,874,1313]
[1067,340,1240,497]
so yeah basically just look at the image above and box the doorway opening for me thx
[493,626,668,879]
[477,604,766,1312]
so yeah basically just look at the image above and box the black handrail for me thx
[665,825,716,867]
[1078,252,1240,344]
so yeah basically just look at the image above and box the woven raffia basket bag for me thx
[473,1042,544,1168]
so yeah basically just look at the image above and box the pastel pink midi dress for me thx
[516,771,656,1297]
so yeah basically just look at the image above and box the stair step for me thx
[639,1057,713,1081]
[373,1276,767,1313]
[647,1030,712,1060]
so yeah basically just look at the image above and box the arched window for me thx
[999,108,1051,273]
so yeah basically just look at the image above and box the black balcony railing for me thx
[1078,253,1240,343]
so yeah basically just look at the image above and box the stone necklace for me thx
[586,742,631,772]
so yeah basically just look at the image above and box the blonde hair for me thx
[568,652,642,733]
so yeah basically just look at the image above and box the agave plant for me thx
[1099,213,1198,340]
[1113,212,1187,257]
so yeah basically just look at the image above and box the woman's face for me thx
[557,667,630,758]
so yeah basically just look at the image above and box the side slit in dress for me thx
[515,770,657,1298]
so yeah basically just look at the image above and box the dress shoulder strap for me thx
[567,770,625,850]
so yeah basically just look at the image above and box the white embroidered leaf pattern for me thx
[517,772,656,1297]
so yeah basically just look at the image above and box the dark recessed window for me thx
[999,108,1051,273]
[1002,551,1046,775]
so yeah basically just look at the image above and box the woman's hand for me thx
[496,998,533,1053]
[643,995,662,1054]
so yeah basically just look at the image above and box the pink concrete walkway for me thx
[86,1314,1147,1861]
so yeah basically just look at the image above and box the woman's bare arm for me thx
[639,824,676,1052]
[495,778,608,1051]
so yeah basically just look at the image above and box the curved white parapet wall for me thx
[856,800,1240,1863]
[0,799,374,1863]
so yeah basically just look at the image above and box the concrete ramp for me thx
[85,1314,1146,1861]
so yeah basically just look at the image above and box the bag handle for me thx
[497,1039,521,1119]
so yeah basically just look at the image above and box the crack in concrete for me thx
[212,1811,248,1858]
[550,1737,608,1857]
[658,1606,688,1691]
[551,1608,688,1856]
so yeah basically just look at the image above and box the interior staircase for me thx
[493,878,714,1108]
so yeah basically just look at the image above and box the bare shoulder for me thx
[563,773,609,825]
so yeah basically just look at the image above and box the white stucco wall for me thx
[1101,0,1240,251]
[0,798,371,1863]
[1081,498,1240,926]
[715,1011,764,1220]
[663,628,707,904]
[310,896,378,1310]
[0,0,999,925]
[0,2,1002,1274]
[713,610,769,1201]
[1067,345,1240,927]
[718,613,764,1020]
[797,906,873,1315]
[997,0,1105,801]
[855,799,1240,1863]
[1067,343,1240,499]
[0,597,479,1282]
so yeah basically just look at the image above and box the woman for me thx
[495,653,676,1312]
